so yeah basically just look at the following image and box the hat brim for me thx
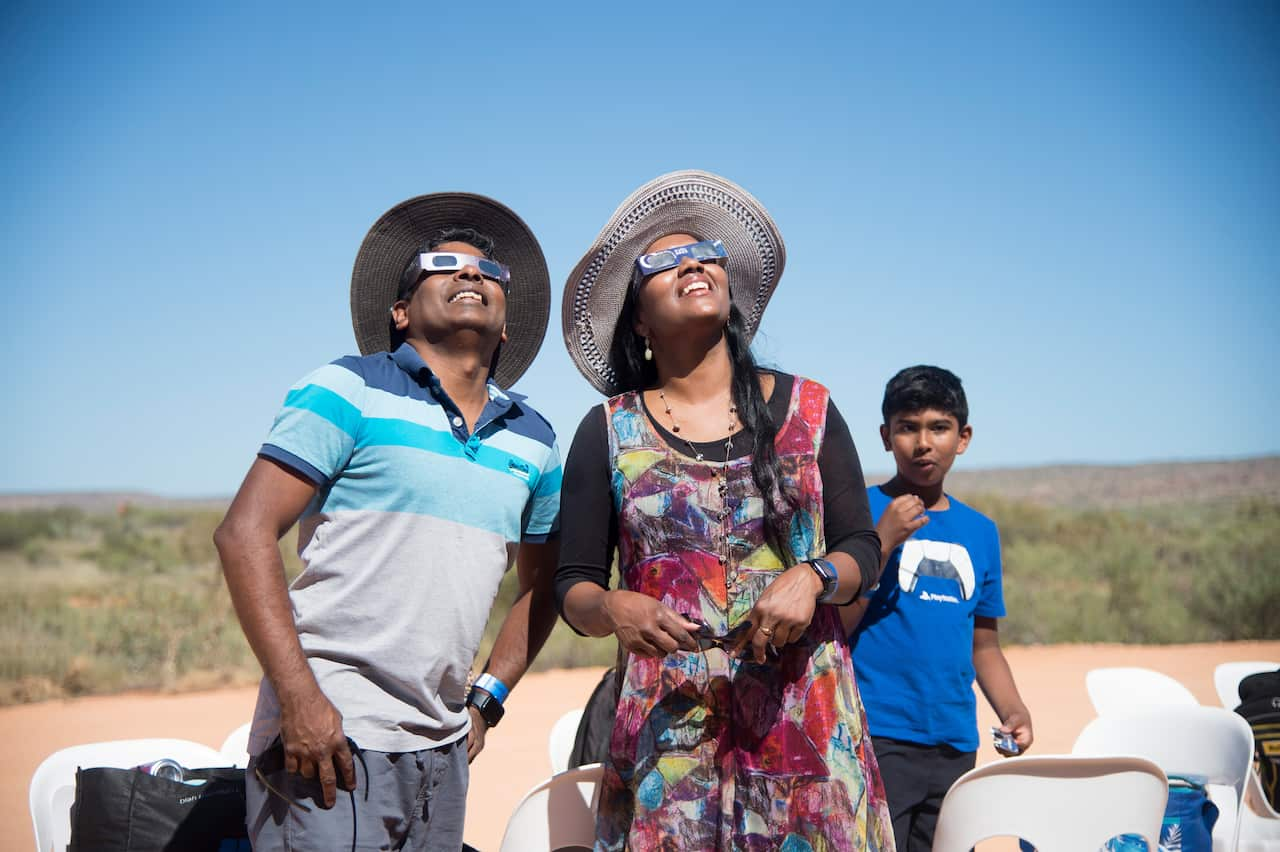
[562,170,785,396]
[350,193,550,389]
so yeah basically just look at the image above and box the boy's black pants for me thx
[872,736,976,852]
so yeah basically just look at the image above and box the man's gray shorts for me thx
[246,739,469,851]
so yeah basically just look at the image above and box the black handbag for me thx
[68,764,249,851]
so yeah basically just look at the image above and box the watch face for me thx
[470,690,504,727]
[810,559,838,601]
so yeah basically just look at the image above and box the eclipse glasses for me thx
[635,239,727,277]
[406,252,510,287]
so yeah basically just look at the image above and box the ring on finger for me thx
[759,626,775,637]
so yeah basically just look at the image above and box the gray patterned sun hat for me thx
[562,170,786,397]
[350,192,550,389]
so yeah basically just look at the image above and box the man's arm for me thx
[466,539,561,762]
[973,615,1034,755]
[213,457,354,807]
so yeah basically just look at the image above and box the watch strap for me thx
[467,686,505,727]
[807,558,839,603]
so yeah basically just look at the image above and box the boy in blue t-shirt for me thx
[842,365,1033,852]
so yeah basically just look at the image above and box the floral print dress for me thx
[595,377,893,851]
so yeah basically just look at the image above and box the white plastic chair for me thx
[219,721,252,768]
[1073,705,1256,852]
[498,762,603,852]
[548,708,584,774]
[1085,666,1199,716]
[932,754,1167,852]
[1214,661,1277,710]
[29,737,226,852]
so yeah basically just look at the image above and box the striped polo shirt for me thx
[248,343,561,754]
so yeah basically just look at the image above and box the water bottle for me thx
[137,758,185,782]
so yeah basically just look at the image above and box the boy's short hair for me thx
[882,365,969,427]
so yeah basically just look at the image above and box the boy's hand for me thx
[878,494,929,551]
[997,709,1034,756]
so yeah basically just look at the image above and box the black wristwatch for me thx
[806,558,840,603]
[467,687,505,728]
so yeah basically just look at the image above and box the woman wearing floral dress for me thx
[557,170,894,851]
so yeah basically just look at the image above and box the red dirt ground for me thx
[6,641,1278,851]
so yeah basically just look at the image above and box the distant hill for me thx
[943,456,1280,509]
[0,492,228,512]
[3,456,1277,512]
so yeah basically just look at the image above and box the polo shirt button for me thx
[452,416,463,428]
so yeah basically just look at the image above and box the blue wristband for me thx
[473,673,510,705]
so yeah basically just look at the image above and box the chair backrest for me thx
[1073,705,1256,793]
[1214,661,1278,710]
[548,708,585,774]
[1073,705,1257,851]
[29,738,226,852]
[932,754,1167,852]
[1085,666,1199,716]
[498,763,603,852]
[219,722,252,768]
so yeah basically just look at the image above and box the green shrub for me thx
[0,508,84,551]
[2,494,1277,704]
[971,495,1280,644]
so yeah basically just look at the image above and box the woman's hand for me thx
[603,590,701,658]
[739,563,823,663]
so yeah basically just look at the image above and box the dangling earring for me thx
[644,338,652,361]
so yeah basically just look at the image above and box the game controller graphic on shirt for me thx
[898,540,976,601]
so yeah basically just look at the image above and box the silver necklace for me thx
[658,389,737,566]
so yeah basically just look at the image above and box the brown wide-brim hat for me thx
[562,170,786,396]
[350,192,550,389]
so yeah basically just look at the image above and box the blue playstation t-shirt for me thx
[848,485,1006,752]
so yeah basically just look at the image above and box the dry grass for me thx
[2,457,1277,704]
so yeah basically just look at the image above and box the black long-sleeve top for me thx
[554,372,881,628]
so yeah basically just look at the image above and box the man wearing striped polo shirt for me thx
[215,193,560,850]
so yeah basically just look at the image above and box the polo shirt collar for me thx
[392,342,433,380]
[391,342,525,413]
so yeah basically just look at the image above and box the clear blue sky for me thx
[3,2,1277,496]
